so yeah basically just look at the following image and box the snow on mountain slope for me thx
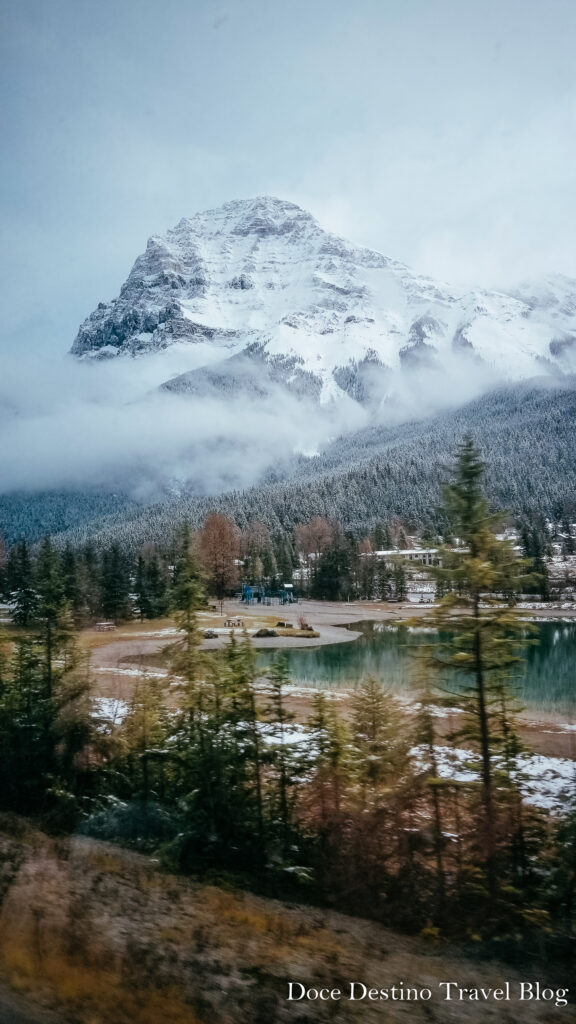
[71,197,576,404]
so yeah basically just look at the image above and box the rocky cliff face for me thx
[71,196,576,406]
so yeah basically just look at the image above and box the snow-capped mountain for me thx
[71,197,576,406]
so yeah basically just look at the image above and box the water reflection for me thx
[257,621,576,715]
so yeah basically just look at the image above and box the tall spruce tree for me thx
[100,543,132,621]
[36,536,66,699]
[419,437,535,903]
[6,539,37,627]
[263,655,303,862]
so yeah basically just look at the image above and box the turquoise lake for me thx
[257,621,576,716]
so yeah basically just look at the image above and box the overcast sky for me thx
[2,0,576,355]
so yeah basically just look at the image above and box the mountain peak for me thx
[174,195,319,239]
[70,197,576,394]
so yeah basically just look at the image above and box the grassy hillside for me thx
[0,821,571,1024]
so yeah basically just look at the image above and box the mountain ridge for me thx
[71,197,576,410]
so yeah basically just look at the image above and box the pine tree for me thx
[147,552,170,618]
[222,630,266,867]
[419,437,535,902]
[6,540,37,627]
[36,536,66,699]
[61,543,82,622]
[119,674,172,809]
[79,540,101,621]
[100,543,132,621]
[376,560,390,600]
[0,628,92,821]
[307,692,348,824]
[350,676,407,803]
[166,530,261,870]
[392,559,407,601]
[410,670,451,918]
[263,655,302,861]
[168,528,207,685]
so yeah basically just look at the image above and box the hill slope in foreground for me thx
[0,823,570,1024]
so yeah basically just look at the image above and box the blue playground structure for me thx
[240,583,297,605]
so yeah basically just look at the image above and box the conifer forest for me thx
[1,441,574,1023]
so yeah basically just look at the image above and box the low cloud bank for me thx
[0,346,500,498]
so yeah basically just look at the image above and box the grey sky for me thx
[2,0,576,354]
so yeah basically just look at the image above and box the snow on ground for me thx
[412,745,576,814]
[91,697,130,730]
[89,692,574,813]
[93,666,168,678]
[259,723,312,747]
[254,680,348,699]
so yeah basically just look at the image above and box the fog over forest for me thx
[0,339,505,497]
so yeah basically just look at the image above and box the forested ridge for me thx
[0,487,139,547]
[1,378,574,550]
[51,378,576,551]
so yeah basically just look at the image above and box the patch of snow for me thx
[93,667,168,678]
[117,628,181,638]
[91,697,129,729]
[412,744,576,814]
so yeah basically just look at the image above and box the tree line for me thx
[1,503,563,623]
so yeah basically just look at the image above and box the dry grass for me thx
[4,947,200,1024]
[78,618,178,652]
[0,826,571,1024]
[79,613,318,648]
[275,628,320,638]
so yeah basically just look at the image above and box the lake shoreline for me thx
[85,603,576,758]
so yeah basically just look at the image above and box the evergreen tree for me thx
[376,560,391,600]
[311,543,351,600]
[36,536,66,698]
[100,543,132,621]
[118,674,172,810]
[350,677,407,803]
[61,543,82,621]
[0,629,92,821]
[263,655,302,861]
[168,528,207,683]
[392,558,407,601]
[6,539,37,626]
[167,532,264,870]
[419,437,535,904]
[134,555,149,621]
[307,692,348,825]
